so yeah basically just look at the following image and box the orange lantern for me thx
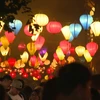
[86,42,98,56]
[59,40,71,54]
[35,13,49,26]
[35,36,45,50]
[46,21,62,34]
[75,46,85,57]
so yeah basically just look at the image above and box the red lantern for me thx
[22,72,28,78]
[70,46,75,55]
[49,74,54,79]
[36,74,41,79]
[32,70,39,77]
[18,42,26,51]
[30,56,37,66]
[0,67,3,72]
[35,36,45,50]
[46,21,62,34]
[46,67,54,74]
[53,52,59,62]
[10,71,16,78]
[24,25,33,36]
[5,31,16,43]
[59,40,71,54]
[8,58,16,67]
[86,42,98,56]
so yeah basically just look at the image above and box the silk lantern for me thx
[53,52,59,62]
[39,47,47,57]
[86,42,98,56]
[56,46,65,60]
[84,50,92,62]
[69,23,82,37]
[0,46,10,56]
[39,52,48,61]
[0,20,5,33]
[90,21,100,36]
[35,13,49,26]
[46,21,62,34]
[59,40,71,54]
[9,19,22,35]
[27,42,37,55]
[18,42,26,52]
[79,14,93,30]
[61,25,72,40]
[8,58,16,67]
[5,31,16,43]
[75,46,85,57]
[35,36,45,50]
[30,55,37,66]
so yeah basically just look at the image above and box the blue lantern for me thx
[9,19,22,35]
[68,34,74,42]
[69,23,82,38]
[79,14,93,30]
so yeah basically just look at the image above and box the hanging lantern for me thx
[8,58,16,67]
[18,42,26,52]
[31,33,40,41]
[20,51,29,63]
[0,67,3,72]
[67,56,75,63]
[56,46,65,60]
[46,67,54,74]
[90,21,100,36]
[5,31,16,43]
[53,52,59,62]
[30,55,37,66]
[59,40,71,54]
[69,23,82,37]
[79,14,93,30]
[46,21,62,34]
[0,46,10,56]
[22,72,28,78]
[35,13,49,26]
[39,47,47,57]
[84,50,92,62]
[10,71,16,78]
[86,42,98,56]
[75,46,85,57]
[39,52,48,61]
[27,42,37,55]
[61,25,72,40]
[24,25,33,36]
[1,36,9,48]
[35,36,45,50]
[0,20,5,33]
[9,19,22,35]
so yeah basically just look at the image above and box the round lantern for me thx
[90,21,100,36]
[86,42,98,56]
[46,21,62,34]
[75,46,85,57]
[18,42,26,52]
[59,40,71,54]
[69,23,82,37]
[35,13,49,26]
[22,72,28,78]
[10,71,16,78]
[79,14,93,30]
[8,58,16,67]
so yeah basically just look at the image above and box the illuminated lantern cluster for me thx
[46,21,62,34]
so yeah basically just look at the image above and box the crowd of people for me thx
[0,62,100,100]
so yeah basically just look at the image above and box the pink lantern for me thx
[24,25,33,36]
[59,40,71,54]
[8,58,16,67]
[5,31,16,43]
[86,42,98,56]
[18,42,26,51]
[30,56,37,66]
[35,36,45,50]
[46,21,62,34]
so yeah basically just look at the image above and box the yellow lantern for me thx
[1,36,9,48]
[90,21,100,36]
[56,46,65,60]
[75,46,85,57]
[31,33,40,41]
[20,51,29,63]
[67,56,75,63]
[35,14,49,26]
[27,42,37,55]
[38,52,48,61]
[0,21,5,33]
[84,50,92,62]
[0,46,10,56]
